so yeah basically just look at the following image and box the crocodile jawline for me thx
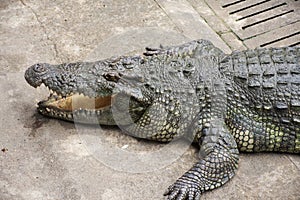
[37,87,114,116]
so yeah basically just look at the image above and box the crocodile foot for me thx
[143,45,164,56]
[164,177,201,200]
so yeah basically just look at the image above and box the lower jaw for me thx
[37,105,116,125]
[37,93,116,124]
[38,106,74,121]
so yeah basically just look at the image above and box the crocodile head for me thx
[24,56,149,125]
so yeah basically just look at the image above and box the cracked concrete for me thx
[0,0,299,200]
[19,0,62,62]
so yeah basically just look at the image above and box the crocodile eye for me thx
[33,63,46,73]
[103,72,122,82]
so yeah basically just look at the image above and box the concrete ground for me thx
[0,0,299,200]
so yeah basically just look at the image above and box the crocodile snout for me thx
[25,63,50,88]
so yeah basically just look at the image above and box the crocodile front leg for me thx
[164,126,239,200]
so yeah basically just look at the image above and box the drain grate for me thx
[206,0,300,48]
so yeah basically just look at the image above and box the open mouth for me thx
[38,87,115,121]
[41,91,113,111]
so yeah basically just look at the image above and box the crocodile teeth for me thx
[67,113,73,119]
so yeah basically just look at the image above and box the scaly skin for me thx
[25,40,300,200]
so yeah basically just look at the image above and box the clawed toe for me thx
[143,46,164,56]
[164,182,201,200]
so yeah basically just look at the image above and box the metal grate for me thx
[206,0,300,48]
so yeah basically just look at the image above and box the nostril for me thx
[33,63,46,73]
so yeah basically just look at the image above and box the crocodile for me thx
[25,39,300,200]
